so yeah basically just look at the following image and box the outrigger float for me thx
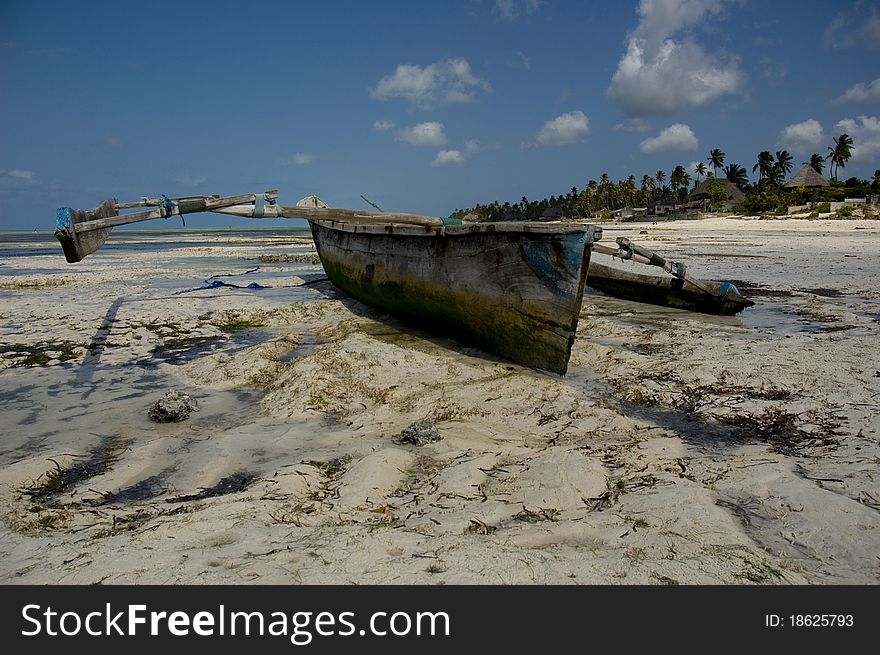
[54,191,753,374]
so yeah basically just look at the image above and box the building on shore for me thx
[648,196,683,215]
[689,179,745,211]
[785,165,828,188]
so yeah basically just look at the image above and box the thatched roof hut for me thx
[785,165,828,188]
[690,179,745,203]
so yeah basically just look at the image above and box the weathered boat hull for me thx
[54,198,117,263]
[586,261,754,315]
[309,220,601,374]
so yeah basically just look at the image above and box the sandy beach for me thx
[0,217,878,585]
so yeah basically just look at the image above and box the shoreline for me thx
[0,217,878,584]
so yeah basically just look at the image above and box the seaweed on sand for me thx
[0,340,83,367]
[720,407,843,456]
[89,473,170,506]
[23,436,124,503]
[164,471,258,503]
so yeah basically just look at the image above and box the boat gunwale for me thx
[310,219,603,241]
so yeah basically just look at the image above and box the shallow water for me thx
[0,229,321,474]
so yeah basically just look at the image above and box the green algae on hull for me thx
[310,220,601,374]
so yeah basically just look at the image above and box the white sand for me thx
[0,218,878,584]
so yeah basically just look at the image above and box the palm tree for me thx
[586,179,598,210]
[826,133,854,181]
[670,165,690,199]
[638,174,651,204]
[753,150,775,181]
[708,149,726,176]
[577,186,594,214]
[670,165,685,190]
[640,174,655,203]
[774,150,793,184]
[623,175,637,207]
[873,169,880,188]
[655,169,666,189]
[598,173,612,208]
[694,162,707,181]
[806,153,825,174]
[724,163,749,190]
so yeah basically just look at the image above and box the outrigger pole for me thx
[588,237,752,314]
[54,191,445,263]
[53,189,753,316]
[592,237,718,296]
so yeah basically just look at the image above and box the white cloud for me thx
[464,139,482,154]
[824,1,880,49]
[285,153,314,165]
[397,122,447,147]
[0,169,38,188]
[432,150,466,167]
[835,78,880,104]
[776,119,825,153]
[834,115,880,162]
[515,50,530,70]
[614,117,651,132]
[370,58,491,110]
[8,169,36,183]
[495,0,515,20]
[607,0,743,115]
[430,139,489,167]
[372,120,396,133]
[639,123,698,153]
[494,0,541,22]
[536,111,589,146]
[632,0,728,44]
[176,175,206,187]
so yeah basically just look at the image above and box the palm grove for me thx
[452,133,879,221]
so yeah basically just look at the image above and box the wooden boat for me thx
[309,218,601,374]
[54,192,601,374]
[587,238,753,315]
[52,191,752,373]
[586,261,753,315]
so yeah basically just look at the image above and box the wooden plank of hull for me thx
[54,198,118,263]
[586,261,754,316]
[309,220,597,375]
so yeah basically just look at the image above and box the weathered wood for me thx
[309,219,599,374]
[610,237,717,297]
[76,206,167,232]
[592,242,653,265]
[55,198,117,263]
[587,260,754,315]
[75,194,263,232]
[307,218,601,237]
[114,194,222,210]
[212,203,446,226]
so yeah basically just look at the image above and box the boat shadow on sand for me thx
[304,276,530,372]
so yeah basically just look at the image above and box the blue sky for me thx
[1,0,878,230]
